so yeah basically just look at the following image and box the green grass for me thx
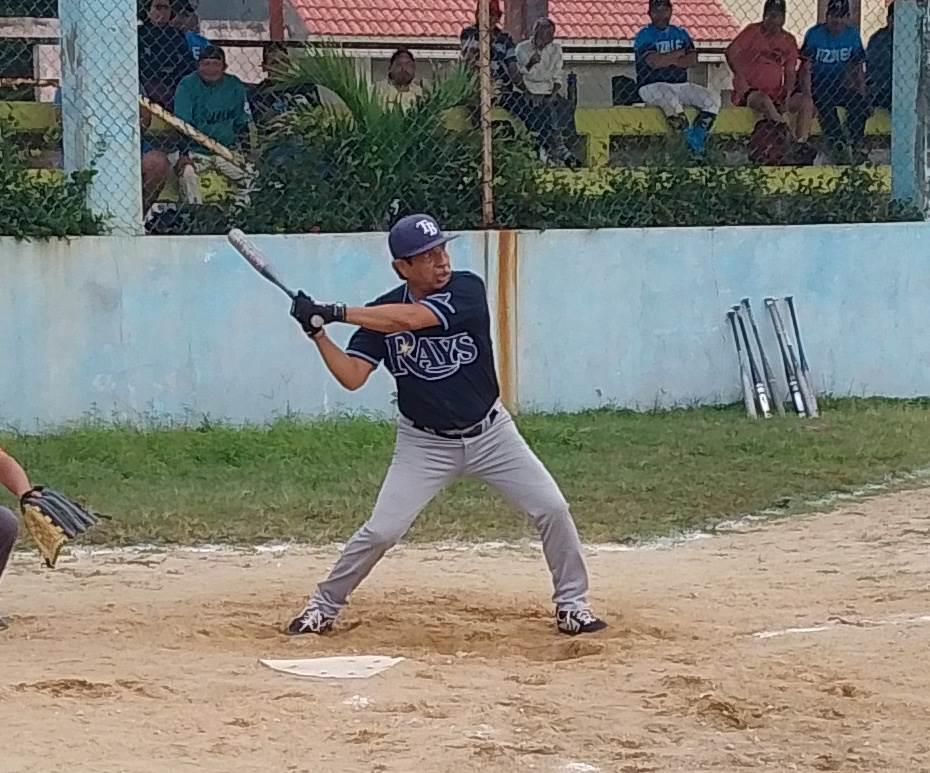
[3,397,930,547]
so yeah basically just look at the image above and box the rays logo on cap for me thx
[416,218,440,237]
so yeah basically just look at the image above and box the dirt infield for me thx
[2,489,930,773]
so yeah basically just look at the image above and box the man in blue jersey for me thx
[800,0,870,161]
[284,214,608,638]
[172,0,210,61]
[634,0,721,154]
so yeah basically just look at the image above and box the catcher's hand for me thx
[20,486,102,568]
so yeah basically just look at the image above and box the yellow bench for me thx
[574,107,892,166]
[6,100,893,202]
[0,100,178,134]
[1,102,235,203]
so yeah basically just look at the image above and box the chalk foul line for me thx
[753,613,930,639]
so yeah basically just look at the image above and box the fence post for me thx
[60,0,143,235]
[478,0,495,227]
[890,0,926,210]
[269,0,285,41]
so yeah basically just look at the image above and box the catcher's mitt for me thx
[20,486,102,568]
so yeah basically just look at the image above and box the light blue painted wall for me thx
[516,222,930,411]
[0,233,487,428]
[1,222,929,428]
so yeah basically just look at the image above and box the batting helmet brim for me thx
[393,232,459,260]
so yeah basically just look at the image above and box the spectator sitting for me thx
[866,1,893,112]
[380,48,423,110]
[800,0,869,163]
[460,0,526,120]
[634,0,721,154]
[173,46,252,205]
[515,18,576,165]
[726,0,813,146]
[249,42,321,127]
[138,0,196,110]
[140,104,171,216]
[172,0,210,61]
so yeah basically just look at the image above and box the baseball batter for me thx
[285,214,607,637]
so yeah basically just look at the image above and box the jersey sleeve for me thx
[345,326,386,368]
[634,28,655,55]
[419,273,487,332]
[174,76,194,126]
[680,28,695,51]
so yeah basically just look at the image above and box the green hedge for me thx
[0,126,107,239]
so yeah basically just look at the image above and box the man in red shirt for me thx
[726,0,813,144]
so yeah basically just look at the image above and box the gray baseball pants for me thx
[0,506,17,583]
[310,404,591,616]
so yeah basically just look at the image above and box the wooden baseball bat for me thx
[139,96,248,171]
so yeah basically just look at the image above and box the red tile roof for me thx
[291,1,740,43]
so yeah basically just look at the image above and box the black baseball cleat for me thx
[286,604,335,636]
[556,608,608,636]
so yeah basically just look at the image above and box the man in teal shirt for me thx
[173,45,252,204]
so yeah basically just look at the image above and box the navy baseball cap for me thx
[388,214,458,259]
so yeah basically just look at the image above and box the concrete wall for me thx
[1,222,928,428]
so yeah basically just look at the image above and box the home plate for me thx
[258,656,405,680]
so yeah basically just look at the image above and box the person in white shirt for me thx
[515,18,576,165]
[517,17,564,96]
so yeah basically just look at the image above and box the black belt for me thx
[414,409,500,440]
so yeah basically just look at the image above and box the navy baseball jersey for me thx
[801,24,865,88]
[346,271,500,430]
[634,24,694,87]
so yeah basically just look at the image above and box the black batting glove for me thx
[290,291,346,336]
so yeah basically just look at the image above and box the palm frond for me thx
[275,43,387,128]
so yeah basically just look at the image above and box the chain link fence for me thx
[0,0,924,237]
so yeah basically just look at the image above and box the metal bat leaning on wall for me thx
[727,309,758,419]
[765,297,807,417]
[227,215,608,638]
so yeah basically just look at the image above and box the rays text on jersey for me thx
[386,331,479,381]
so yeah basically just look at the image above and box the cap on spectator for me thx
[388,214,458,260]
[199,45,225,63]
[826,0,850,15]
[763,0,787,15]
